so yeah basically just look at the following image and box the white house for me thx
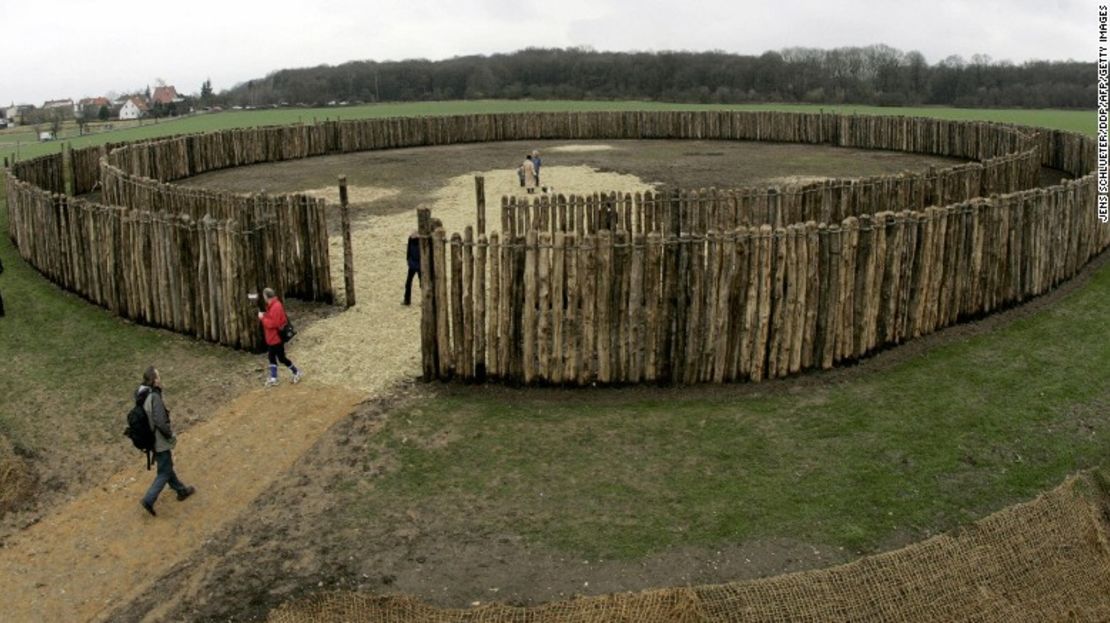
[4,104,33,126]
[42,98,74,111]
[119,97,148,120]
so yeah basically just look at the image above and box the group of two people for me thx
[137,288,301,516]
[518,149,542,194]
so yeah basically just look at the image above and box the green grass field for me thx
[0,100,1093,164]
[0,100,1105,562]
[351,261,1109,558]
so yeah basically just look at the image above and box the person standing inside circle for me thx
[258,287,302,387]
[522,154,537,194]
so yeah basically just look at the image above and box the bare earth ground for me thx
[0,139,1084,622]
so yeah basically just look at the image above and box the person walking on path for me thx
[531,149,542,188]
[521,154,537,194]
[258,287,302,387]
[403,230,420,306]
[139,367,195,517]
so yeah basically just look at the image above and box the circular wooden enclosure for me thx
[4,111,1107,383]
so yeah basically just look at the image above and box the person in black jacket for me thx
[138,367,195,516]
[403,230,420,306]
[403,218,442,306]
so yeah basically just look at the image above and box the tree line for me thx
[219,45,1092,110]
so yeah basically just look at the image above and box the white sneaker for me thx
[265,377,279,388]
[292,370,304,384]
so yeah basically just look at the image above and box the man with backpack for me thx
[258,287,302,387]
[132,366,194,517]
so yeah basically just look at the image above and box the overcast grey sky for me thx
[0,0,1092,105]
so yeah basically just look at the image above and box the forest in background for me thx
[219,45,1092,110]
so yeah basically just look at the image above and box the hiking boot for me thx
[292,370,304,384]
[141,500,157,517]
[176,486,196,501]
[265,377,279,388]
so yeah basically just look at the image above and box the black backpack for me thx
[125,390,156,469]
[279,320,296,343]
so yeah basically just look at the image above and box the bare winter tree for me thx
[49,109,65,138]
[75,107,91,135]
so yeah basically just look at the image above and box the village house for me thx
[75,97,111,117]
[42,99,75,117]
[119,96,149,120]
[4,104,35,126]
[151,85,183,105]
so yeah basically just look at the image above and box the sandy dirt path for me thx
[0,384,363,623]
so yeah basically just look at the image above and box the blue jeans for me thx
[142,450,188,506]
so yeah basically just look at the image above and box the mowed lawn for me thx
[1,101,1105,559]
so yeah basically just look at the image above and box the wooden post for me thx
[487,232,500,378]
[564,232,579,383]
[596,230,613,383]
[475,175,486,235]
[628,231,645,383]
[644,232,663,382]
[475,233,487,381]
[450,233,465,377]
[552,231,566,384]
[523,229,538,384]
[579,232,596,384]
[417,208,436,380]
[751,225,774,381]
[338,175,356,307]
[462,227,475,379]
[434,228,451,378]
[537,231,552,382]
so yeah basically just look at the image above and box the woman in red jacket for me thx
[258,287,302,387]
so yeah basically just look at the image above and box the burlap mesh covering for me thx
[268,472,1110,622]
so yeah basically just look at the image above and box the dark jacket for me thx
[407,235,421,270]
[138,385,175,453]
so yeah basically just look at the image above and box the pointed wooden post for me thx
[339,175,356,307]
[475,175,486,235]
[418,208,437,380]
